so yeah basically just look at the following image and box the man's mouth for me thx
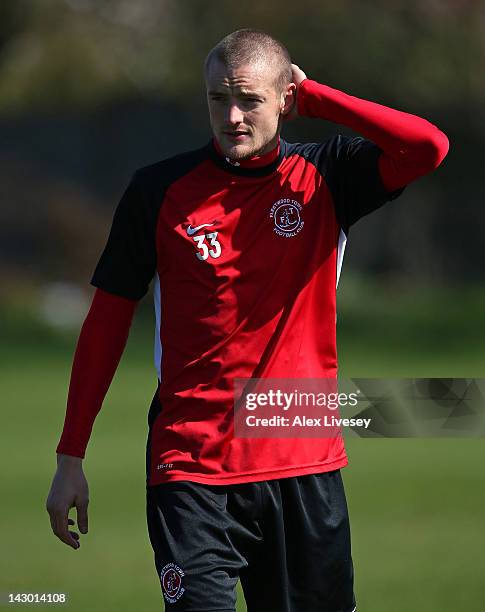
[224,131,250,141]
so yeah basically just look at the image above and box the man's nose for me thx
[225,102,244,125]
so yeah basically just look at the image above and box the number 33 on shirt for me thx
[192,231,222,261]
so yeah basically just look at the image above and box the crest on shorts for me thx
[160,562,185,604]
[269,199,304,237]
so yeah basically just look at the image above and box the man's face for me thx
[206,58,293,160]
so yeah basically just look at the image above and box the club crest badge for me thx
[160,562,185,604]
[269,199,304,237]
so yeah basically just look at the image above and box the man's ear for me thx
[280,83,297,117]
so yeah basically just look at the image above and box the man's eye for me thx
[241,98,261,107]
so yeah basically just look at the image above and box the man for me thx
[46,29,448,612]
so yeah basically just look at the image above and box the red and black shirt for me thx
[57,78,449,485]
[91,132,405,486]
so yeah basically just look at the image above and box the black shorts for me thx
[146,470,356,612]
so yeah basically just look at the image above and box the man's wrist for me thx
[296,78,316,117]
[56,453,84,468]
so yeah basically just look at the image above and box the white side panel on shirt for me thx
[336,228,347,288]
[153,273,162,382]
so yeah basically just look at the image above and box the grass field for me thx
[1,278,484,611]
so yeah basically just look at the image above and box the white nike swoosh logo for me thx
[186,223,215,236]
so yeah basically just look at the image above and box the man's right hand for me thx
[45,454,89,550]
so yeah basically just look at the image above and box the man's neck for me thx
[212,136,281,168]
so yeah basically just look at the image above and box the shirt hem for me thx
[147,455,348,487]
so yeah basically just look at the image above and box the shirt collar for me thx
[208,136,285,177]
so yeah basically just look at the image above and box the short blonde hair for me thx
[204,28,292,94]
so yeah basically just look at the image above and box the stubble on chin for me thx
[223,138,275,161]
[226,145,257,160]
[220,139,257,161]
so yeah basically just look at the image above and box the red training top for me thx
[56,78,449,486]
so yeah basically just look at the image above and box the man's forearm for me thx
[55,288,138,458]
[297,78,449,190]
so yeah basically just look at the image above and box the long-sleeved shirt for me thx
[56,78,449,486]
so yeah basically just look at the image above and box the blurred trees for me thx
[1,0,483,113]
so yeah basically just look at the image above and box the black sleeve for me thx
[325,135,406,234]
[90,170,158,300]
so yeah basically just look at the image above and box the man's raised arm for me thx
[290,63,449,191]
